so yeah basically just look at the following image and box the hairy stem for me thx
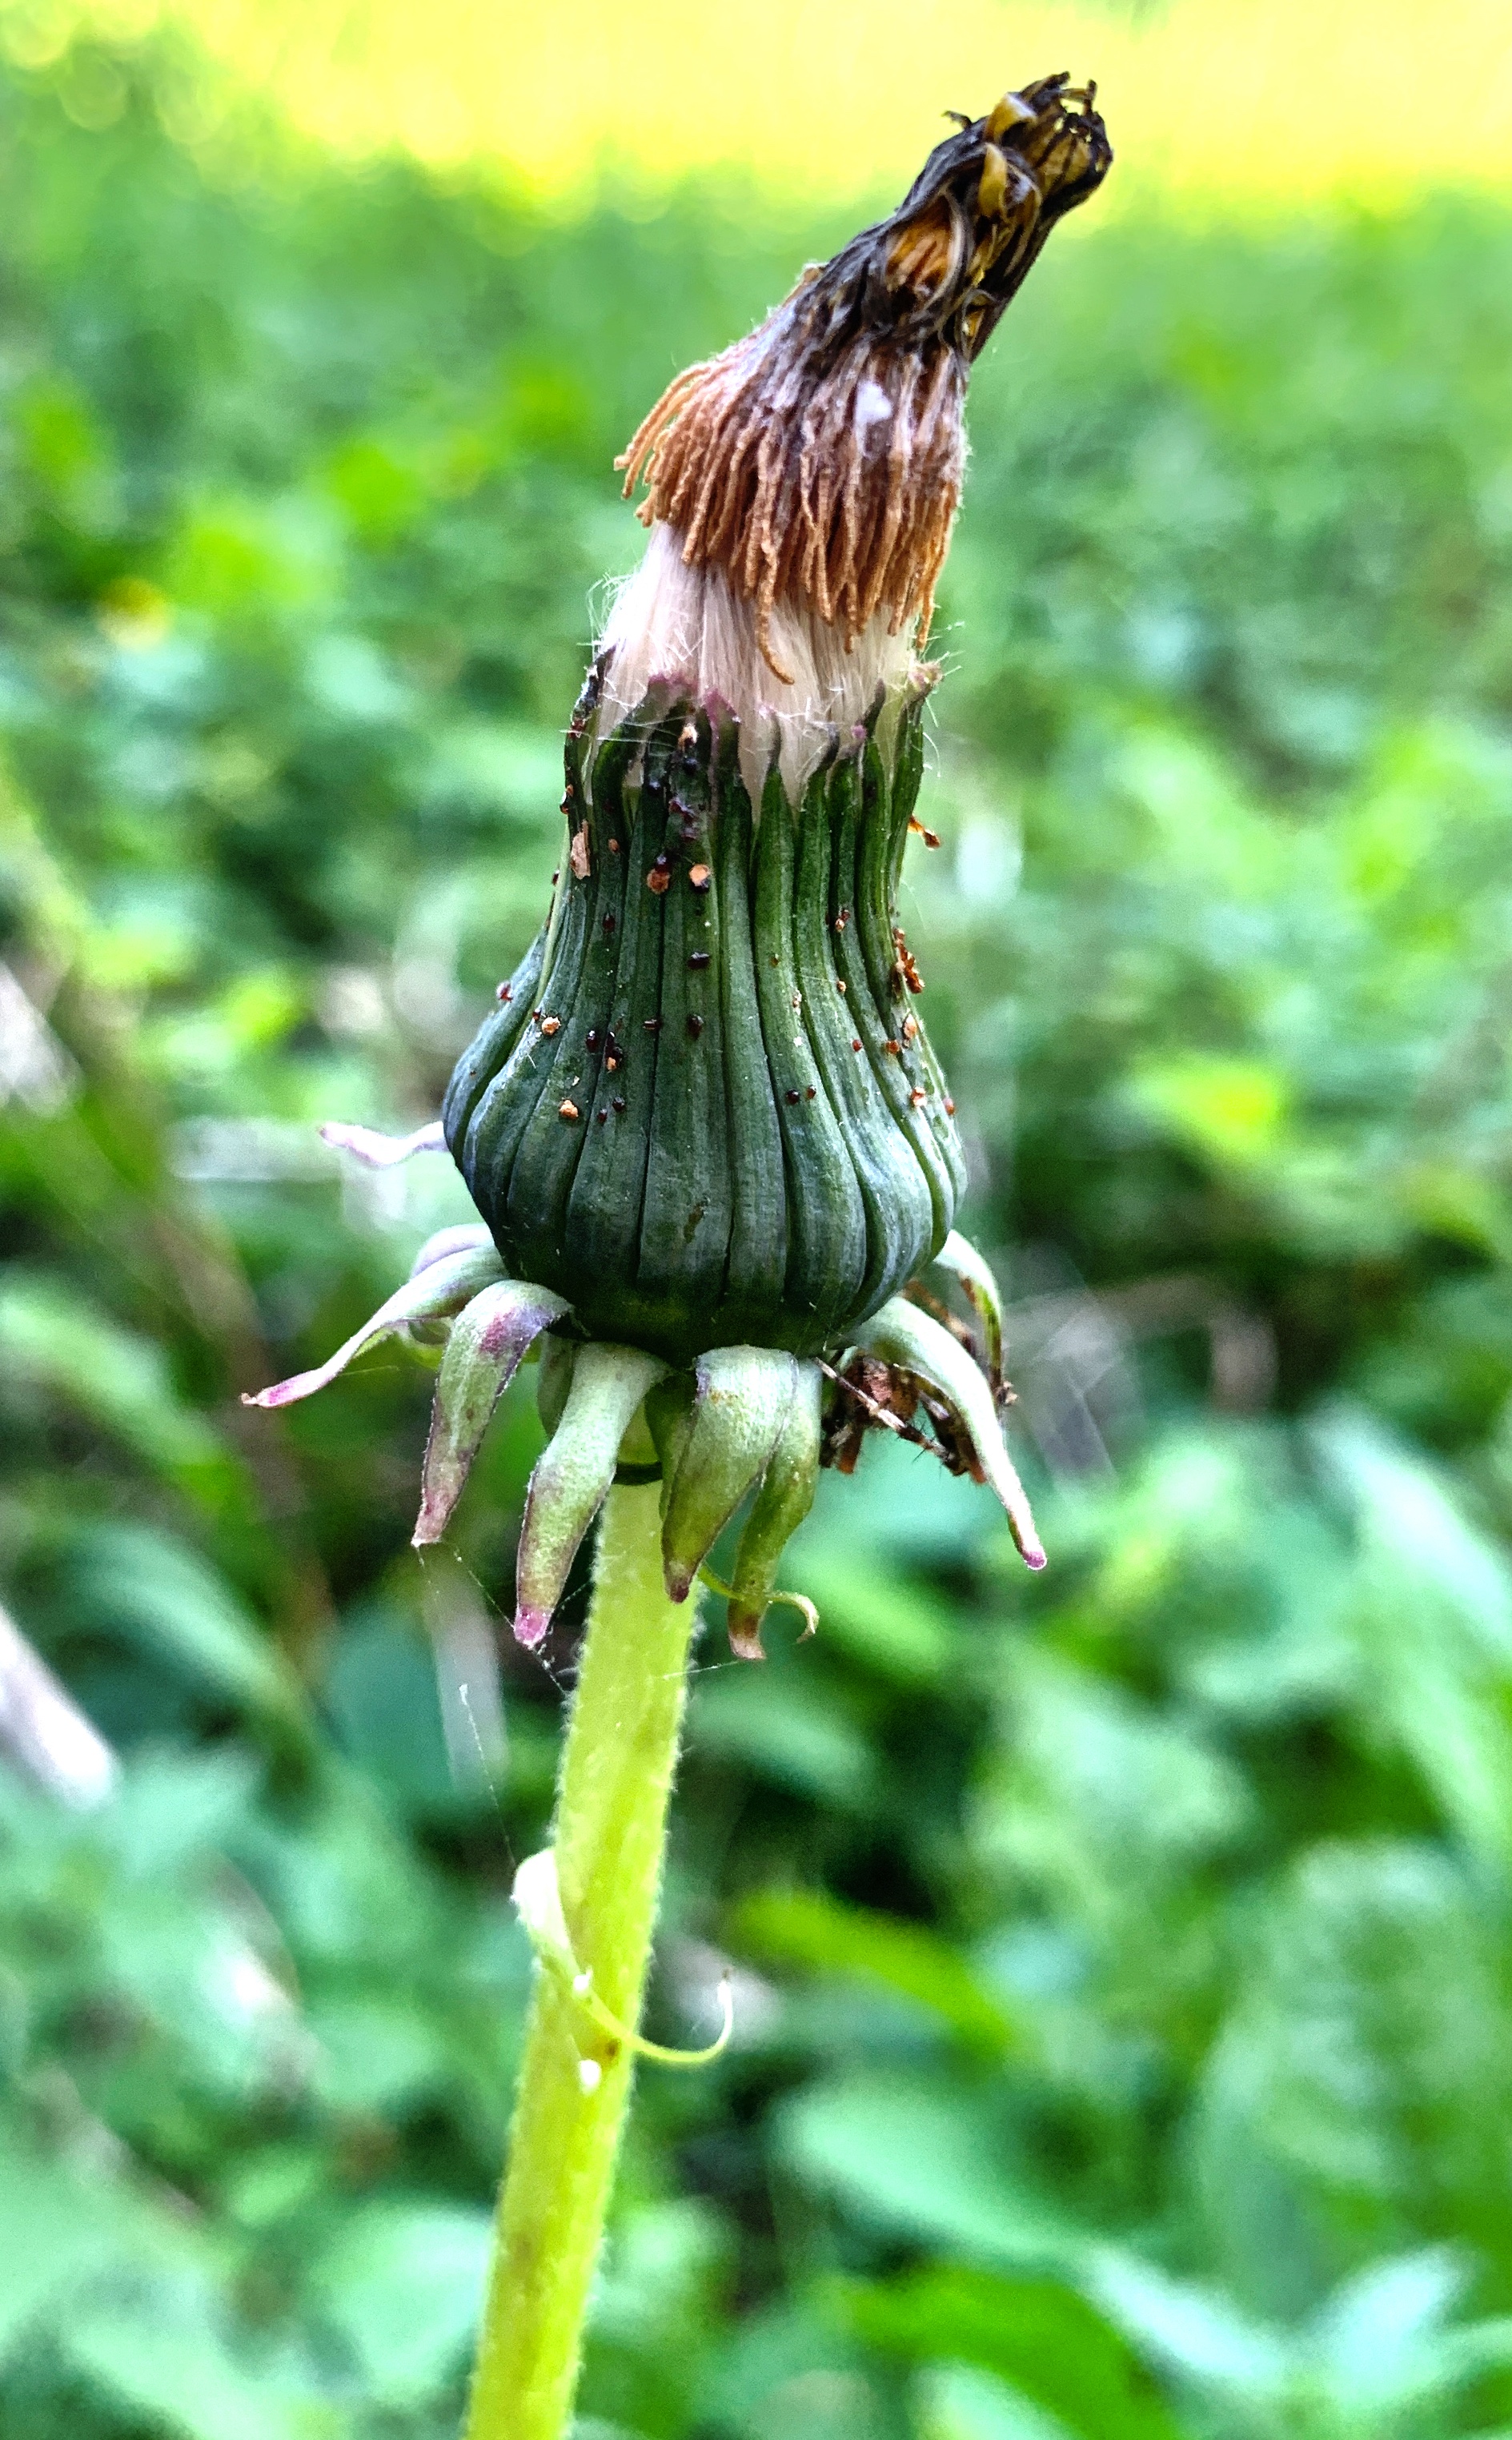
[464,1481,701,2440]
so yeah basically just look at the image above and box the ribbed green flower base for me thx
[443,682,965,1366]
[463,1482,701,2440]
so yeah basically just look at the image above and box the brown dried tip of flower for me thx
[616,74,1111,676]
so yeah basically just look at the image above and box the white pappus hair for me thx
[596,520,918,805]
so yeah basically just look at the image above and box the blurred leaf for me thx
[688,1667,876,1811]
[66,2283,339,2440]
[695,2299,892,2440]
[840,2267,1185,2440]
[322,1603,455,1813]
[54,1521,309,1736]
[914,2363,1076,2440]
[580,2200,728,2436]
[730,1888,1017,2054]
[310,2199,491,2402]
[1193,1842,1512,2299]
[1132,1056,1290,1173]
[0,2133,121,2369]
[0,1272,227,1483]
[779,2075,1082,2275]
[784,1549,958,1687]
[1306,2248,1467,2414]
[1316,1412,1512,1870]
[1085,2253,1285,2401]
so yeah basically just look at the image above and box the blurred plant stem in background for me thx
[466,1487,702,2440]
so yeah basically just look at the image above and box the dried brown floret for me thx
[617,78,1110,677]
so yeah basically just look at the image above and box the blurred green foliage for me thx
[5,28,1512,2440]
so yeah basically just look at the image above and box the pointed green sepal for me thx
[856,1296,1045,1570]
[535,1332,579,1440]
[660,1346,799,1603]
[724,1358,824,1657]
[925,1228,1005,1393]
[413,1279,571,1547]
[514,1344,668,1647]
[410,1222,495,1273]
[241,1235,505,1411]
[644,1371,696,1491]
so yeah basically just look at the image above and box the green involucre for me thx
[444,688,961,1365]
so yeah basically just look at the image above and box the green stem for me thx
[464,1480,701,2440]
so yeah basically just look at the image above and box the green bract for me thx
[245,1205,1041,1657]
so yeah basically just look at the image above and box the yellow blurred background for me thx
[3,0,1511,211]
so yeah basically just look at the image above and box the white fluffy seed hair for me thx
[596,519,917,804]
[594,78,1112,805]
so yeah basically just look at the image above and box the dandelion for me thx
[248,75,1109,2440]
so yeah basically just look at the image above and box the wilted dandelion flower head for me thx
[250,78,1113,1656]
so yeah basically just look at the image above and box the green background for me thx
[5,28,1512,2439]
